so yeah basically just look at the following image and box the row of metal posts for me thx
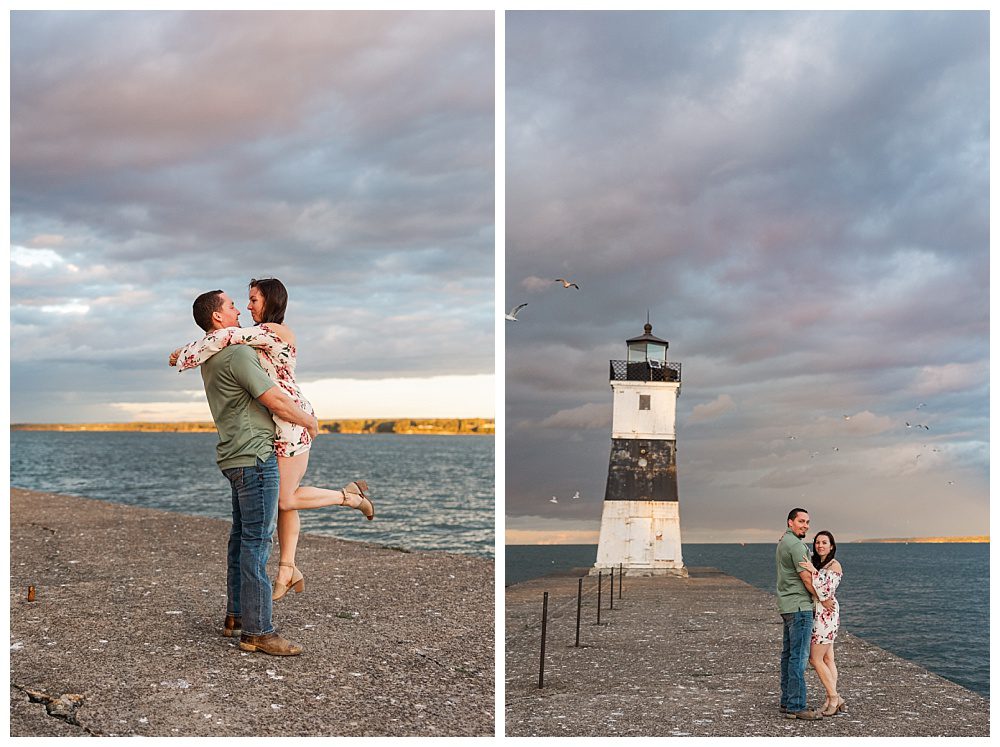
[539,563,624,688]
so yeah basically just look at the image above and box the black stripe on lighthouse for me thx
[603,438,678,502]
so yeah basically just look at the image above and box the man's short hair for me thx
[787,507,809,523]
[193,290,224,332]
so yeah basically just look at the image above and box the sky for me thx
[10,10,495,423]
[504,11,989,544]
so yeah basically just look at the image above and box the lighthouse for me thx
[593,320,686,576]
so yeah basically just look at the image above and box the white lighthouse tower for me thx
[593,320,686,576]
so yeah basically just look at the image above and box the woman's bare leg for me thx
[275,453,310,588]
[809,642,837,708]
[284,484,348,509]
[274,453,370,585]
[825,645,839,700]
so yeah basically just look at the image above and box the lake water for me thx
[11,431,494,557]
[505,543,989,697]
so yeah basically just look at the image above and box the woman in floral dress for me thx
[170,278,374,601]
[799,530,845,716]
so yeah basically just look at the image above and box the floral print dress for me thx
[176,324,315,457]
[811,567,842,645]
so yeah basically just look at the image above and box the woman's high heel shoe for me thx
[272,562,304,601]
[342,480,375,521]
[822,696,845,717]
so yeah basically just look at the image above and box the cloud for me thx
[687,394,735,423]
[520,275,555,292]
[530,402,611,430]
[11,10,495,422]
[27,234,65,247]
[911,362,987,397]
[10,246,64,268]
[504,11,988,541]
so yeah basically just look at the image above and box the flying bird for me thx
[916,403,927,409]
[505,303,528,321]
[554,278,580,289]
[571,491,580,500]
[832,447,840,452]
[842,415,851,420]
[549,496,558,504]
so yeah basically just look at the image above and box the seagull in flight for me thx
[571,491,580,500]
[916,403,927,409]
[505,303,528,321]
[842,414,851,420]
[549,496,558,504]
[554,278,580,289]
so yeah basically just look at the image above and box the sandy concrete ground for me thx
[10,488,495,737]
[505,568,988,737]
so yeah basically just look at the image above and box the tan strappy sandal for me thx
[342,480,375,520]
[272,562,304,601]
[822,695,846,717]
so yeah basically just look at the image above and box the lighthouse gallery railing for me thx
[609,359,681,383]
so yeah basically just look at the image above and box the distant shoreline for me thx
[852,536,988,544]
[11,417,494,436]
[506,537,989,546]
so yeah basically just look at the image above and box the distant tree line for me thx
[11,418,494,435]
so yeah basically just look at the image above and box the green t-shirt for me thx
[775,529,813,613]
[200,345,276,469]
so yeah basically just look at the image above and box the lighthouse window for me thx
[639,394,651,410]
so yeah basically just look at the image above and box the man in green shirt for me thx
[191,290,319,656]
[775,508,833,720]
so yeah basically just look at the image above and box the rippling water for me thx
[11,431,494,557]
[506,542,989,697]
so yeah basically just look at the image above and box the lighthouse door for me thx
[626,517,654,566]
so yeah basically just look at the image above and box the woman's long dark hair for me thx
[249,277,288,324]
[811,530,837,570]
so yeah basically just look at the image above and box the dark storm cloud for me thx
[11,10,494,421]
[505,11,988,542]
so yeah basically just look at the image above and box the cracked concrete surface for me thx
[505,569,988,737]
[10,488,494,737]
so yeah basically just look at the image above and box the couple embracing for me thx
[169,278,375,656]
[776,507,845,720]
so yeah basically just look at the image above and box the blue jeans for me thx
[780,610,813,712]
[222,454,279,636]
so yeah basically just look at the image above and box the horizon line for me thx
[11,416,495,426]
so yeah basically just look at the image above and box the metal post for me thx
[597,571,602,625]
[610,567,614,610]
[575,578,582,647]
[538,592,549,688]
[619,563,623,598]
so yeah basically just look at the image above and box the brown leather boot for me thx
[223,614,241,638]
[238,632,303,656]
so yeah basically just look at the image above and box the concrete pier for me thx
[10,489,494,737]
[505,569,988,737]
